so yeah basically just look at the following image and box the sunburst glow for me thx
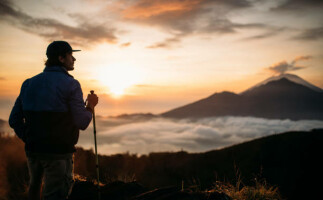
[96,62,144,98]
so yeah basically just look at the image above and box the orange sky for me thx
[0,0,323,119]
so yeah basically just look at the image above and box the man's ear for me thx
[58,55,65,63]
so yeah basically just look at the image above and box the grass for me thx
[211,180,282,200]
[210,167,282,200]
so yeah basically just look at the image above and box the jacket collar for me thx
[43,66,73,77]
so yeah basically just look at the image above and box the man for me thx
[9,41,98,200]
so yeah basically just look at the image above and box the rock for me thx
[68,180,232,200]
[207,191,232,200]
[68,180,147,200]
[101,181,147,199]
[68,180,98,200]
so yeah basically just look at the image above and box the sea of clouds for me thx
[78,116,323,155]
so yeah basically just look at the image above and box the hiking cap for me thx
[46,41,81,58]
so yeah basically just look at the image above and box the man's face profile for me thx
[59,52,76,71]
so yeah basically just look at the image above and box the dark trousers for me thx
[26,153,74,200]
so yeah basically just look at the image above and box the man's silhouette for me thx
[9,41,98,200]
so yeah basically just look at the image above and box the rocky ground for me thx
[68,180,232,200]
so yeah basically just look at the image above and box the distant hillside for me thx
[162,78,323,120]
[74,128,323,199]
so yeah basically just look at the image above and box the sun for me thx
[96,62,144,98]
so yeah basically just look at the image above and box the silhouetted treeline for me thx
[74,129,323,199]
[1,129,322,199]
[0,133,28,199]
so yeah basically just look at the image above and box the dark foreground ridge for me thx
[68,180,232,200]
[73,128,323,199]
[1,128,322,199]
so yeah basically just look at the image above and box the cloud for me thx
[273,0,323,11]
[0,77,5,80]
[242,27,288,41]
[78,116,323,155]
[0,119,13,134]
[113,0,271,48]
[291,55,312,64]
[267,56,312,74]
[146,35,182,49]
[120,42,131,47]
[269,1,323,41]
[146,21,269,48]
[243,32,276,41]
[293,26,323,41]
[0,0,118,47]
[4,113,322,155]
[120,0,251,20]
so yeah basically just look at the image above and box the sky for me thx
[1,0,323,155]
[1,0,323,119]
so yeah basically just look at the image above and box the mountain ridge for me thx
[241,73,322,94]
[161,76,323,120]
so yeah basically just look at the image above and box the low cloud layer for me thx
[2,115,322,155]
[267,56,311,74]
[78,116,323,155]
[0,0,118,47]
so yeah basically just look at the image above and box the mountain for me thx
[110,113,157,120]
[161,75,323,120]
[241,73,322,94]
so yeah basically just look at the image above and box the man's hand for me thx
[86,92,98,113]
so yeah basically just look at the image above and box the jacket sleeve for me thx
[69,79,92,130]
[9,94,26,142]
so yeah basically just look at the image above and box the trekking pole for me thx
[90,90,101,200]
